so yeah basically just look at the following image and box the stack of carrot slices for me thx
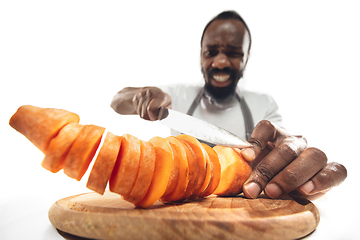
[9,105,252,208]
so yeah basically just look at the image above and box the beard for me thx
[202,67,244,100]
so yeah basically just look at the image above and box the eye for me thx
[204,50,218,57]
[226,51,244,58]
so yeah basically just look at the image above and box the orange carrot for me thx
[41,123,84,173]
[9,105,80,153]
[175,138,199,200]
[193,143,214,197]
[161,136,189,202]
[137,136,174,208]
[200,143,221,197]
[124,140,156,205]
[176,135,207,198]
[213,146,252,196]
[162,141,180,197]
[63,124,105,181]
[86,132,123,195]
[109,134,141,198]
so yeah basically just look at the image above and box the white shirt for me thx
[158,83,283,140]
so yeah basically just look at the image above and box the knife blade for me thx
[158,107,252,148]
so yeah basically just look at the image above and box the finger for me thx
[147,94,172,121]
[140,89,152,120]
[137,94,148,119]
[242,136,307,199]
[133,89,153,120]
[147,98,160,121]
[264,147,327,199]
[297,162,347,197]
[241,120,285,162]
[132,91,143,115]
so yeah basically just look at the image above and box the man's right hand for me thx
[111,87,171,121]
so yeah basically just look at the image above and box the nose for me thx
[212,53,231,69]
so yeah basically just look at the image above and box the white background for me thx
[1,1,359,239]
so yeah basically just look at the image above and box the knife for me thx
[158,107,252,148]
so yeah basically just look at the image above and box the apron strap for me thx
[187,87,205,116]
[236,92,254,140]
[186,87,254,144]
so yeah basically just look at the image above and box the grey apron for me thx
[186,87,254,146]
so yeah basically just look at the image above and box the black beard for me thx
[202,67,243,100]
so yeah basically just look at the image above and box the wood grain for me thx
[48,191,319,240]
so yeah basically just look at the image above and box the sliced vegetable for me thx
[213,146,252,196]
[63,124,105,181]
[109,134,141,198]
[42,122,83,173]
[9,105,79,153]
[124,140,156,205]
[137,137,174,208]
[87,132,122,194]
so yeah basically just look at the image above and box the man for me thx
[111,11,347,200]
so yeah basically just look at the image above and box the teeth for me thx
[213,74,230,82]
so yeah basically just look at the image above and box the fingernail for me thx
[299,181,315,195]
[242,148,256,161]
[265,183,283,198]
[243,182,261,199]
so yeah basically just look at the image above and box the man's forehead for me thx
[202,19,249,48]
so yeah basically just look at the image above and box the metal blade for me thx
[158,108,252,148]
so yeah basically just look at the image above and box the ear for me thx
[244,50,250,67]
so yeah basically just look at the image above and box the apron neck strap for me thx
[186,86,254,140]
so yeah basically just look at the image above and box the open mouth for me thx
[213,74,230,82]
[211,73,232,87]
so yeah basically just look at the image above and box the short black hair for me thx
[200,10,252,52]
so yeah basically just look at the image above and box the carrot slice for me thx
[175,139,199,200]
[109,134,141,198]
[192,143,214,197]
[200,143,221,197]
[9,105,80,153]
[161,136,189,202]
[86,132,123,195]
[212,146,252,196]
[175,135,207,198]
[63,124,105,181]
[124,140,156,205]
[137,136,174,208]
[41,123,84,173]
[162,141,180,197]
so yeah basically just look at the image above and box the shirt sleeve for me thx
[243,90,285,129]
[263,94,284,129]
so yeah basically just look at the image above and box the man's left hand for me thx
[241,120,347,200]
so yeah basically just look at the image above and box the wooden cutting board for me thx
[48,191,320,240]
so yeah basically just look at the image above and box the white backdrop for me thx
[1,1,359,239]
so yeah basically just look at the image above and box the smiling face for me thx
[201,19,250,99]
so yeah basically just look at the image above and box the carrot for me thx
[192,143,214,197]
[176,135,207,198]
[86,132,123,195]
[9,105,80,153]
[160,136,189,202]
[175,139,199,200]
[162,141,180,197]
[63,124,105,181]
[137,136,174,208]
[212,146,252,196]
[124,140,156,206]
[41,123,84,173]
[109,134,141,198]
[200,143,221,197]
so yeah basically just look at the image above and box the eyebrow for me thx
[205,44,243,50]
